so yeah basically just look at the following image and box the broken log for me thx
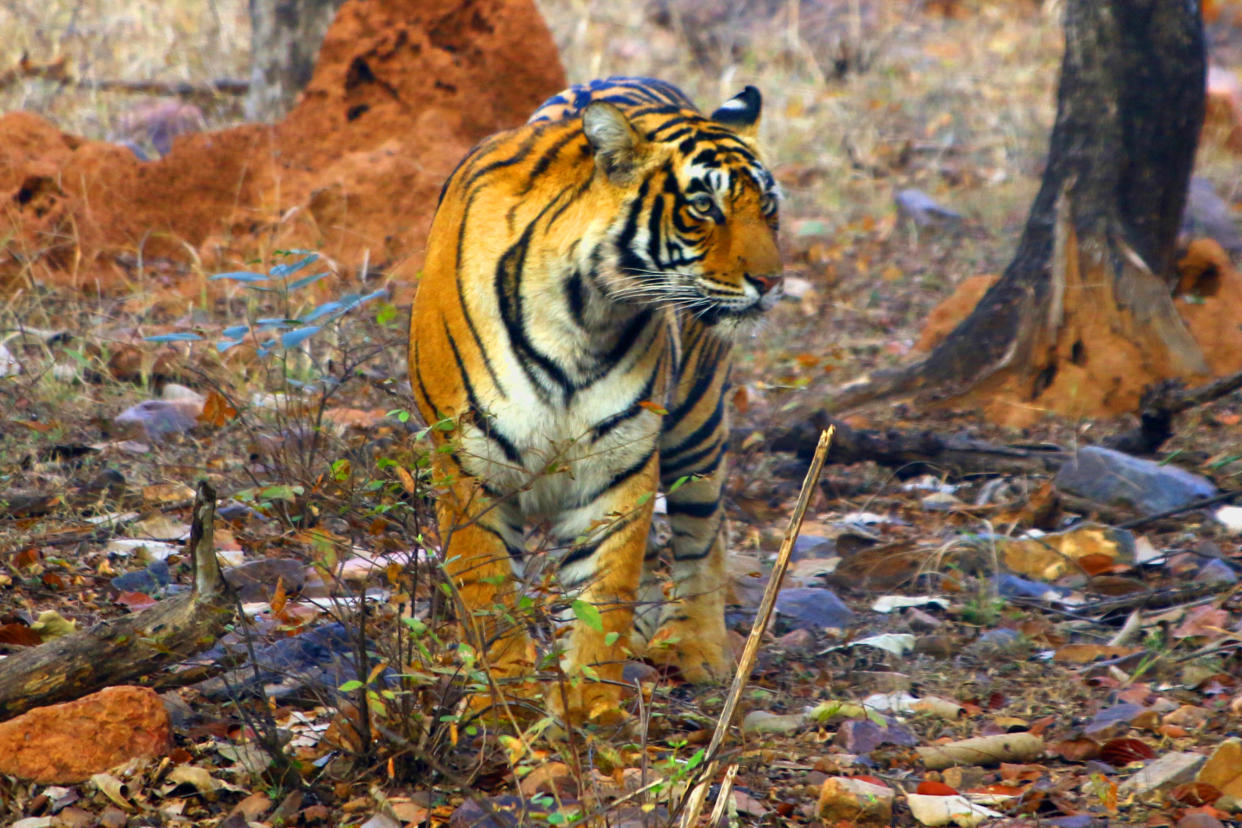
[735,411,1065,479]
[1105,365,1242,455]
[742,363,1242,481]
[0,480,235,720]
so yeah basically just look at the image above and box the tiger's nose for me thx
[745,272,783,295]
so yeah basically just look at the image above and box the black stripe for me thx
[559,510,639,569]
[670,516,725,561]
[520,129,583,196]
[592,367,658,439]
[571,447,656,509]
[665,499,718,518]
[473,523,525,560]
[663,401,723,461]
[645,116,695,140]
[456,278,507,399]
[666,365,717,423]
[566,270,587,328]
[646,181,666,265]
[661,442,721,479]
[495,223,574,403]
[616,178,652,275]
[410,339,443,420]
[443,319,523,465]
[462,132,539,192]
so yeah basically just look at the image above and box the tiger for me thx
[408,76,782,723]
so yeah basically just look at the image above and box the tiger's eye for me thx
[688,194,715,214]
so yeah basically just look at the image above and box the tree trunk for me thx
[831,0,1207,427]
[246,0,346,121]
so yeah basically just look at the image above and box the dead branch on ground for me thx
[0,480,236,720]
[735,412,1065,478]
[1105,366,1242,455]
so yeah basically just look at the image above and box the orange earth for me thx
[0,0,566,299]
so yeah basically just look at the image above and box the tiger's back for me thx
[409,76,782,722]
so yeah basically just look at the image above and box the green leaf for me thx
[144,332,202,342]
[604,631,619,646]
[280,325,321,348]
[667,475,691,494]
[287,270,329,291]
[376,302,399,326]
[270,253,318,277]
[338,679,364,692]
[572,599,603,632]
[259,484,302,501]
[210,270,269,282]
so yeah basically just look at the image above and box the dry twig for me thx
[678,427,834,827]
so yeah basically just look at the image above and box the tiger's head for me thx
[582,86,783,334]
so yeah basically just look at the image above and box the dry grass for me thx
[0,0,249,137]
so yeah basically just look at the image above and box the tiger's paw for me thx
[645,617,732,683]
[546,675,628,727]
[460,632,540,722]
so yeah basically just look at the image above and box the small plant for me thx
[145,249,393,526]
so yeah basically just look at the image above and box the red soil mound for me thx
[0,0,566,297]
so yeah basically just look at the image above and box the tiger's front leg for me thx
[547,453,657,724]
[644,457,733,683]
[645,375,734,683]
[430,451,535,712]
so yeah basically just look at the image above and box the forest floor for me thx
[3,1,1242,826]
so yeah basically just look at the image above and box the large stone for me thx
[774,587,855,632]
[0,686,171,783]
[1118,751,1206,797]
[817,777,894,826]
[1055,446,1217,517]
[1198,738,1242,801]
[0,0,567,294]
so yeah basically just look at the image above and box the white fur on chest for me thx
[459,375,663,520]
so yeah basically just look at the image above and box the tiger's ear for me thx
[711,85,761,139]
[583,102,645,182]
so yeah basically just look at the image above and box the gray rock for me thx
[792,534,835,561]
[110,559,173,596]
[114,399,198,441]
[993,573,1074,603]
[895,188,963,228]
[1118,751,1205,796]
[223,558,309,602]
[742,710,806,736]
[1084,703,1145,738]
[774,587,855,632]
[1195,558,1239,586]
[1181,177,1242,256]
[1055,446,1217,517]
[835,718,917,754]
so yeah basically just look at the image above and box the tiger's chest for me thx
[456,315,676,519]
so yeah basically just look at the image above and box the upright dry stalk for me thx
[678,427,834,826]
